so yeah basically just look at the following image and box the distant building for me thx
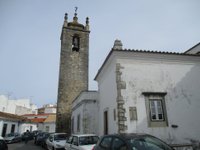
[0,95,37,115]
[22,113,56,133]
[0,111,37,137]
[38,104,56,114]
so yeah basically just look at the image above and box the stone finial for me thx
[113,39,123,50]
[85,17,89,30]
[63,13,68,27]
[64,13,68,21]
[86,17,89,25]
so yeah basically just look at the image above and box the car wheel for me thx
[52,147,54,150]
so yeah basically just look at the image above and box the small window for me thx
[100,137,112,149]
[72,36,80,52]
[149,100,164,121]
[45,126,49,132]
[143,92,168,127]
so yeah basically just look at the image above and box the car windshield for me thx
[54,134,67,141]
[79,136,99,146]
[128,136,173,150]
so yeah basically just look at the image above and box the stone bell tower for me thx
[56,11,90,133]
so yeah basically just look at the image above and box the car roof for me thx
[71,134,98,137]
[102,133,151,140]
[52,133,67,135]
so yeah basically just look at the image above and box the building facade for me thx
[0,111,37,137]
[72,40,200,148]
[0,95,37,115]
[56,12,90,133]
[96,40,200,145]
[71,91,98,134]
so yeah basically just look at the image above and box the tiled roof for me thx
[22,113,54,116]
[0,111,29,122]
[30,118,46,123]
[43,114,56,123]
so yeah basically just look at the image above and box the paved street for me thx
[8,140,44,150]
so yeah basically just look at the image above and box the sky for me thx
[0,0,199,108]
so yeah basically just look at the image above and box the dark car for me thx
[94,133,173,150]
[0,136,8,150]
[35,132,49,145]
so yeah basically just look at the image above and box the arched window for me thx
[72,35,80,52]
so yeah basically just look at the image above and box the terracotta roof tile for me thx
[0,111,29,122]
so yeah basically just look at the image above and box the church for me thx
[56,12,200,148]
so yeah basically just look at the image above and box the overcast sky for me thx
[0,0,199,107]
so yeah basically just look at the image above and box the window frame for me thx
[143,92,168,127]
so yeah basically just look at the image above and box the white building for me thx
[71,40,200,148]
[38,104,57,114]
[0,95,37,115]
[71,91,98,134]
[22,113,56,133]
[0,111,37,137]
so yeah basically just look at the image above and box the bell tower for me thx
[56,10,90,133]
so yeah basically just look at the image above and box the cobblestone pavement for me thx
[8,140,44,150]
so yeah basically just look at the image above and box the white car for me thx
[46,133,68,150]
[65,134,99,150]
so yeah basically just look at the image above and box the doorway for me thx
[2,124,7,137]
[11,124,15,133]
[104,110,108,135]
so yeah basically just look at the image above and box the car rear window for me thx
[79,136,99,146]
[54,134,67,140]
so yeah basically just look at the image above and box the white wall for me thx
[119,55,200,144]
[43,123,56,133]
[96,51,200,145]
[0,95,37,115]
[97,58,118,136]
[0,120,19,136]
[44,107,56,114]
[71,91,98,134]
[19,123,37,133]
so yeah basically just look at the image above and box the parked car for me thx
[4,132,21,144]
[94,133,173,150]
[65,134,99,150]
[46,133,68,150]
[0,136,8,150]
[41,132,52,149]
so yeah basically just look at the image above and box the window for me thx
[45,126,49,132]
[143,92,168,127]
[11,124,15,133]
[150,100,164,121]
[77,114,81,132]
[72,35,80,52]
